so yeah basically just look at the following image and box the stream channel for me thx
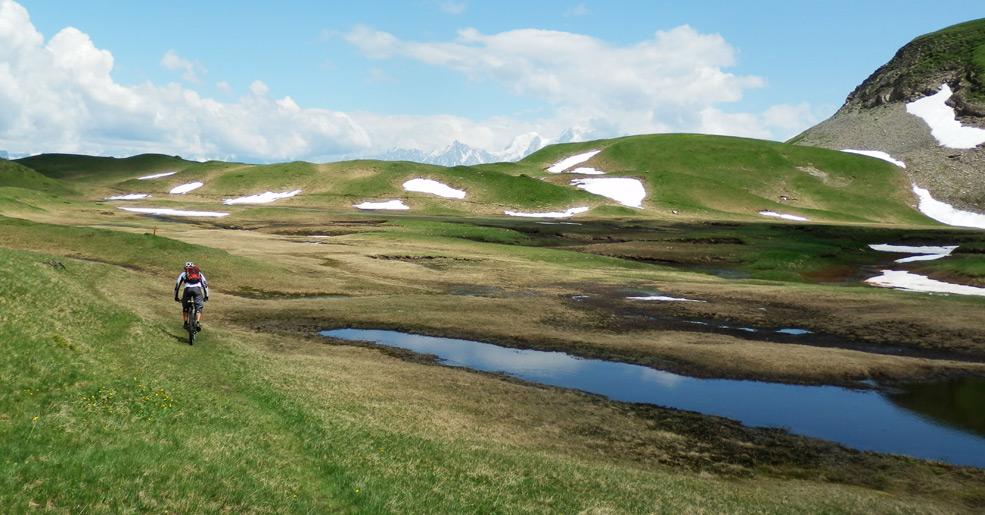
[321,328,985,468]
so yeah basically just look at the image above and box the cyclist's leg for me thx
[181,289,193,325]
[192,290,205,327]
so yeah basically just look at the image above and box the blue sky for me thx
[1,0,982,162]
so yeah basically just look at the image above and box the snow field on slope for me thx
[841,149,906,168]
[402,178,466,199]
[353,200,410,210]
[912,185,985,230]
[137,171,177,180]
[547,150,601,173]
[223,190,302,205]
[170,182,204,194]
[504,207,590,218]
[906,84,985,149]
[570,178,645,208]
[118,206,228,217]
[869,244,956,264]
[758,211,810,222]
[865,270,985,297]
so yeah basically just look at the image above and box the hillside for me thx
[5,135,985,511]
[0,158,79,197]
[14,134,933,226]
[792,18,985,212]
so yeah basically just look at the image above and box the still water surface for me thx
[322,328,985,468]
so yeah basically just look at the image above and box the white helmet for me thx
[185,261,195,268]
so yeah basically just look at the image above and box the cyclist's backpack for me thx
[185,265,202,285]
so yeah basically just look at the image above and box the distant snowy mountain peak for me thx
[557,126,591,144]
[498,132,546,162]
[380,131,554,166]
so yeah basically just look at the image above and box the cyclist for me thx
[174,261,209,331]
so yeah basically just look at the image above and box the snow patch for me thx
[841,149,906,168]
[105,194,150,200]
[170,182,203,194]
[869,243,957,263]
[547,150,601,173]
[626,295,706,302]
[905,84,985,149]
[570,178,645,208]
[758,210,810,222]
[354,200,410,211]
[223,190,301,205]
[118,207,228,218]
[865,270,985,297]
[913,184,985,230]
[402,178,466,199]
[504,206,590,219]
[137,171,177,180]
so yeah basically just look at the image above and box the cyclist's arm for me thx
[201,273,209,300]
[174,273,185,301]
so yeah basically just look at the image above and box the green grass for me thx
[386,219,532,245]
[903,18,985,101]
[0,217,287,291]
[6,135,985,512]
[529,134,927,224]
[15,153,196,182]
[4,243,971,513]
[0,159,79,196]
[14,133,934,224]
[0,192,984,513]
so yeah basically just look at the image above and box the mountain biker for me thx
[174,261,209,331]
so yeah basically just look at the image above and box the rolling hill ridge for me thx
[9,134,932,226]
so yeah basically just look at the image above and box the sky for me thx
[1,0,982,163]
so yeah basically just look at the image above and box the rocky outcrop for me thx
[792,18,985,211]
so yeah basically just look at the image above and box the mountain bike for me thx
[183,297,198,345]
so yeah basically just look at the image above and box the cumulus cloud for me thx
[344,24,808,141]
[161,50,205,84]
[0,0,817,162]
[0,0,370,161]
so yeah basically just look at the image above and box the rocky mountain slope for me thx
[792,18,985,211]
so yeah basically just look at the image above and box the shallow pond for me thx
[321,328,985,468]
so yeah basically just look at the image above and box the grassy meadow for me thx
[3,135,985,512]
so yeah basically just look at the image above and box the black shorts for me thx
[182,288,205,313]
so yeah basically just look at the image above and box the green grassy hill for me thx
[0,158,79,196]
[16,153,198,182]
[14,134,935,225]
[523,134,926,223]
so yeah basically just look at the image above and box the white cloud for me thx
[161,49,205,84]
[0,0,816,162]
[0,0,371,161]
[344,24,807,142]
[216,81,234,96]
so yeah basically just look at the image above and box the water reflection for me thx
[322,328,985,468]
[885,377,985,439]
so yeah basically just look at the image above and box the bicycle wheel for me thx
[186,301,196,345]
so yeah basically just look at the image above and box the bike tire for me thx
[185,300,196,345]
